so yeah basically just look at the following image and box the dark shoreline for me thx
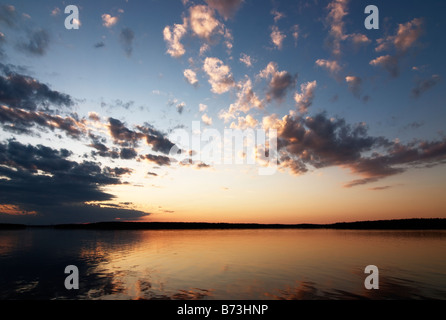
[1,218,446,230]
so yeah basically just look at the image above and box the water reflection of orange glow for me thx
[87,229,446,300]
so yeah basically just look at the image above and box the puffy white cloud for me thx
[163,18,188,58]
[230,115,259,129]
[228,77,263,115]
[271,25,286,50]
[295,81,317,114]
[184,69,198,86]
[201,113,213,126]
[102,14,118,28]
[315,59,341,75]
[203,57,235,94]
[376,18,424,53]
[240,53,253,67]
[189,5,221,39]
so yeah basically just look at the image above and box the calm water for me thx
[0,228,445,300]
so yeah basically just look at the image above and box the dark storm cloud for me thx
[102,119,178,158]
[120,27,134,57]
[267,72,297,102]
[136,123,177,155]
[277,112,446,187]
[89,142,119,159]
[107,167,133,177]
[108,118,144,147]
[17,29,51,56]
[140,154,172,166]
[0,140,119,206]
[0,105,86,138]
[279,113,385,171]
[0,63,74,111]
[0,140,149,223]
[120,147,138,160]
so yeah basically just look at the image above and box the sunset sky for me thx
[0,0,445,225]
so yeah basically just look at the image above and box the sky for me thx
[0,0,445,225]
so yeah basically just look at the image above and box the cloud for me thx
[199,103,208,113]
[0,105,86,138]
[51,7,61,17]
[376,18,424,53]
[189,5,221,39]
[107,118,179,155]
[240,53,253,67]
[88,112,101,122]
[315,59,341,76]
[0,140,149,224]
[199,43,210,56]
[184,69,198,86]
[89,143,119,159]
[371,18,424,78]
[412,75,441,98]
[140,154,172,166]
[259,62,297,102]
[201,114,213,126]
[108,118,143,147]
[228,76,263,115]
[348,33,371,46]
[203,57,235,94]
[0,4,17,28]
[176,102,186,114]
[94,41,105,48]
[269,111,446,187]
[325,0,349,55]
[119,28,134,57]
[136,123,177,155]
[271,9,285,23]
[229,114,258,130]
[345,76,362,98]
[324,0,369,55]
[0,63,74,111]
[292,25,299,46]
[17,29,50,56]
[295,81,317,114]
[369,55,399,78]
[179,159,212,170]
[271,26,286,50]
[119,148,138,160]
[163,18,188,58]
[102,14,119,28]
[205,0,244,20]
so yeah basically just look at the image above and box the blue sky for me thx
[0,0,445,224]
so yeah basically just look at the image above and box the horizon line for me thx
[2,218,446,230]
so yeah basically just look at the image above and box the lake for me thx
[0,228,445,300]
